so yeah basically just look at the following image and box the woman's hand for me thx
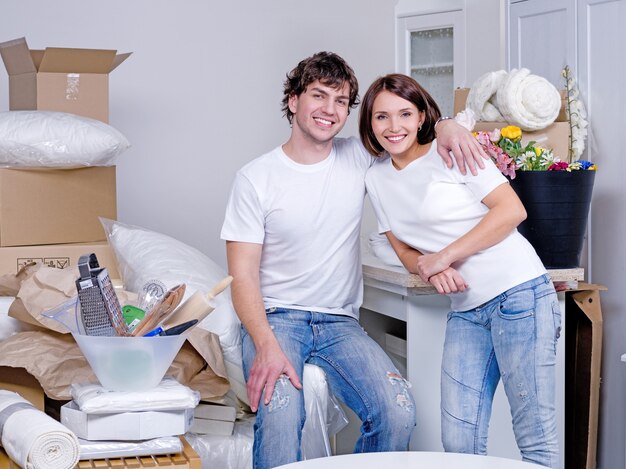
[415,251,452,283]
[428,267,468,294]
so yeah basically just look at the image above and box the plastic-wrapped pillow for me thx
[368,232,403,267]
[0,111,130,167]
[100,218,248,405]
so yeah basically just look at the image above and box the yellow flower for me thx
[534,147,543,157]
[501,125,522,141]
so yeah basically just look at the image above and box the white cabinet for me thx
[357,254,568,464]
[507,0,576,86]
[397,10,465,116]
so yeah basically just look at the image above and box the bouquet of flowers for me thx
[464,65,596,179]
[473,125,596,179]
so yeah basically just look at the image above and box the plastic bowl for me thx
[72,333,186,392]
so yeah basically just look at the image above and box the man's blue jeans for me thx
[242,308,416,469]
[441,274,561,469]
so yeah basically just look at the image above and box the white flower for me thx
[562,66,589,161]
[489,128,501,143]
[454,108,476,131]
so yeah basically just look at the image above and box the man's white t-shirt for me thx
[365,140,546,312]
[221,137,373,318]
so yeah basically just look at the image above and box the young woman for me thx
[359,73,560,469]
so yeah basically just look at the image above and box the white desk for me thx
[353,253,582,466]
[275,451,545,469]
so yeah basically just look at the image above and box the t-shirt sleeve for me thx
[461,159,508,202]
[365,174,391,234]
[220,173,265,244]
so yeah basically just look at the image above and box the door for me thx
[397,10,465,116]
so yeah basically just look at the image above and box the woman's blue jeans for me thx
[441,274,561,469]
[242,308,416,469]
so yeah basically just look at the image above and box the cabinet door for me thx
[508,0,576,86]
[397,10,465,116]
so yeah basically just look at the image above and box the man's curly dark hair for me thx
[281,52,360,124]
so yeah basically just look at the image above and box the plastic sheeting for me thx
[187,364,348,468]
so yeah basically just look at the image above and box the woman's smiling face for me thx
[371,90,424,159]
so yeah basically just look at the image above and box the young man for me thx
[221,51,487,469]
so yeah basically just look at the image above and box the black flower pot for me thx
[509,170,595,269]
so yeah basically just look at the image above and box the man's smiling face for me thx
[288,79,351,145]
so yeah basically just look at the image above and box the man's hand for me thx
[435,119,489,176]
[428,267,468,294]
[246,340,302,412]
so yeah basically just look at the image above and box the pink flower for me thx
[548,162,569,171]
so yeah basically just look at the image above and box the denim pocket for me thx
[498,288,535,320]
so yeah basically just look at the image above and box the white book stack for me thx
[190,403,237,436]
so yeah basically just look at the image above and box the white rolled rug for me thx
[0,390,79,469]
[496,68,562,130]
[466,70,508,121]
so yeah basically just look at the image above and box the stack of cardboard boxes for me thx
[0,37,129,277]
[0,38,205,468]
[0,37,130,409]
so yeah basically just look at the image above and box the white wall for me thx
[580,2,626,467]
[0,0,397,268]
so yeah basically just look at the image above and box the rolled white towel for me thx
[496,68,561,131]
[466,70,508,121]
[0,390,79,469]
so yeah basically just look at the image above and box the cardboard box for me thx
[564,283,606,469]
[0,366,45,411]
[0,37,131,123]
[194,403,236,421]
[61,401,194,441]
[0,241,119,278]
[453,88,571,160]
[0,166,117,247]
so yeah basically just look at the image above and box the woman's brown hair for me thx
[359,74,441,156]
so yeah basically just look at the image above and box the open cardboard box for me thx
[0,37,131,123]
[453,88,571,160]
[564,283,606,469]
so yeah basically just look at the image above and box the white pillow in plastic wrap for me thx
[368,232,403,267]
[0,111,130,167]
[100,218,247,405]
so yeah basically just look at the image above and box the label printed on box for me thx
[17,257,71,271]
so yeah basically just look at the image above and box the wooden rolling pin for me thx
[162,275,233,330]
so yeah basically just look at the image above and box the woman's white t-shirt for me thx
[365,140,546,311]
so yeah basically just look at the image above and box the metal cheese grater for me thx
[76,253,128,336]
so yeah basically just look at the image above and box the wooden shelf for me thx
[0,436,201,469]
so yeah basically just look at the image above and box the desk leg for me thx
[565,290,603,469]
